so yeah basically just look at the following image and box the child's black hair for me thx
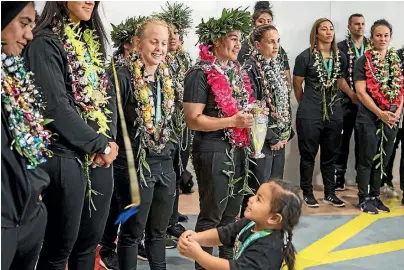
[267,179,302,270]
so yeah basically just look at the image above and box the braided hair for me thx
[267,179,302,270]
[250,24,278,45]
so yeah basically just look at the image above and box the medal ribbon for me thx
[234,221,273,259]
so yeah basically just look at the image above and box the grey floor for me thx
[136,215,404,270]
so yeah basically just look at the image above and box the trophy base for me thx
[251,153,265,159]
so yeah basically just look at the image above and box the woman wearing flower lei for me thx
[154,1,194,240]
[334,13,367,191]
[354,19,404,214]
[293,18,357,209]
[110,18,176,269]
[243,24,294,194]
[238,1,292,87]
[23,2,118,269]
[183,7,255,266]
[1,2,52,269]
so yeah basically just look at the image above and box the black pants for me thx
[296,118,343,196]
[356,121,398,201]
[36,153,113,270]
[100,186,120,251]
[2,205,47,270]
[193,148,245,270]
[382,128,404,189]
[335,101,359,179]
[170,128,191,226]
[241,145,285,218]
[115,164,176,270]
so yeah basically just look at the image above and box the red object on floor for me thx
[65,246,105,270]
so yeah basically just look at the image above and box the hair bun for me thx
[254,1,272,12]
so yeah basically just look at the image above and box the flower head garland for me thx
[110,16,147,48]
[198,44,255,147]
[251,51,292,141]
[345,31,369,89]
[196,7,252,44]
[53,22,112,137]
[153,2,193,37]
[1,53,52,169]
[312,46,342,120]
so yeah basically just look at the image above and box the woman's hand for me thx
[377,110,398,128]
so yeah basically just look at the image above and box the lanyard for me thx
[155,79,162,125]
[352,39,365,59]
[234,221,273,260]
[321,52,333,79]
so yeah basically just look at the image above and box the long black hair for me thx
[34,1,108,56]
[268,179,302,270]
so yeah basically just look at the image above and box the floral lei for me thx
[1,53,52,169]
[166,48,193,172]
[126,53,175,184]
[365,47,404,178]
[345,33,368,89]
[251,51,292,141]
[53,21,111,137]
[198,44,255,148]
[313,46,342,120]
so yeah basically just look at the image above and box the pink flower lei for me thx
[199,44,255,147]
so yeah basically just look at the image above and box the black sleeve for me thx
[217,218,250,247]
[109,67,132,117]
[280,47,290,70]
[229,244,282,270]
[24,36,108,154]
[183,69,209,104]
[244,60,260,100]
[339,51,348,78]
[353,56,366,81]
[238,41,249,65]
[293,51,308,77]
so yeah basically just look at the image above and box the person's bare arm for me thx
[293,76,304,103]
[181,229,222,247]
[184,103,253,131]
[338,78,359,104]
[285,70,292,90]
[355,80,397,128]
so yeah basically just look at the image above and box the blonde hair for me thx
[136,18,169,38]
[309,18,338,56]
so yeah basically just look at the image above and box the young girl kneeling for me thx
[178,179,302,270]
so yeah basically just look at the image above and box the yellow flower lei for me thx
[63,23,111,137]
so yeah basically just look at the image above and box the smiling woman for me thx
[183,7,256,269]
[107,18,179,270]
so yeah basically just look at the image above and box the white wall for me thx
[36,1,404,186]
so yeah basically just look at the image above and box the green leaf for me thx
[41,119,54,126]
[223,161,233,166]
[373,153,381,161]
[376,128,381,135]
[375,162,381,169]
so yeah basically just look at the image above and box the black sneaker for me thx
[359,198,378,214]
[165,234,178,249]
[335,176,345,191]
[324,194,345,207]
[372,197,390,213]
[137,242,147,261]
[178,213,189,222]
[99,247,119,270]
[167,223,186,239]
[303,194,319,208]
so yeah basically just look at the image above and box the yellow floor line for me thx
[294,199,404,270]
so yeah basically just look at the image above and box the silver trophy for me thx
[250,104,268,159]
